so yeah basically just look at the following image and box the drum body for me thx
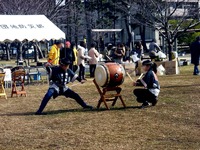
[95,63,125,87]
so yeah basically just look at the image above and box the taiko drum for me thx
[94,63,125,87]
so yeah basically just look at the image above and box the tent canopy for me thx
[0,15,65,43]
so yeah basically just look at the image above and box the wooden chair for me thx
[0,73,7,99]
[11,66,24,73]
[93,79,126,110]
[11,70,27,97]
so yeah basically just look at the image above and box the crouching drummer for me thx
[133,60,160,109]
[35,58,93,115]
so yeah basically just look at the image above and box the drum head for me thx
[95,65,108,87]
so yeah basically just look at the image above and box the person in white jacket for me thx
[77,41,91,80]
[88,43,100,78]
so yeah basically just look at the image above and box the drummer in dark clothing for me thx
[35,58,93,115]
[133,60,160,109]
[190,37,200,75]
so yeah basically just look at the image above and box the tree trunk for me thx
[125,19,132,49]
[87,29,92,49]
[140,25,148,52]
[168,42,173,61]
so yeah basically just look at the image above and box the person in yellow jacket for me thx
[72,42,78,72]
[48,40,63,65]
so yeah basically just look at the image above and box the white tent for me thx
[0,15,65,42]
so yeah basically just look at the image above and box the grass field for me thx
[0,65,199,150]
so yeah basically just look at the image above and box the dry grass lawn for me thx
[0,66,199,150]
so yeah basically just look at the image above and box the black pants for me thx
[36,88,87,113]
[89,64,96,78]
[69,64,73,70]
[133,89,157,104]
[79,64,85,80]
[73,65,78,73]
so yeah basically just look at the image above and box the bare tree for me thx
[0,0,68,22]
[126,0,200,60]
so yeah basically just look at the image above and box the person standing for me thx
[35,58,93,115]
[88,43,100,78]
[114,43,125,64]
[78,41,91,80]
[135,41,144,59]
[190,36,200,75]
[71,42,78,72]
[134,41,144,75]
[60,41,74,70]
[48,40,63,65]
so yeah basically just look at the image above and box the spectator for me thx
[48,40,63,65]
[78,41,91,80]
[88,43,100,78]
[123,45,131,62]
[149,39,161,59]
[71,42,78,72]
[135,41,144,59]
[113,43,125,64]
[60,41,74,70]
[190,36,200,75]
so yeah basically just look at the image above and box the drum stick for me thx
[106,55,112,61]
[126,72,134,81]
[137,73,147,88]
[138,73,144,80]
[47,56,60,66]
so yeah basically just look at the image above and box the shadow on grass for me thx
[0,106,141,116]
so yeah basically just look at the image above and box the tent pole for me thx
[20,42,23,61]
[18,41,26,65]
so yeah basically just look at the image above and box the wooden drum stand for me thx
[93,79,126,110]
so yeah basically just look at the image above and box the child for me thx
[35,58,93,115]
[133,60,160,108]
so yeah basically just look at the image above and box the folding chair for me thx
[11,70,27,97]
[27,66,41,84]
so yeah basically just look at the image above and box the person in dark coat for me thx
[190,37,200,75]
[60,41,75,70]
